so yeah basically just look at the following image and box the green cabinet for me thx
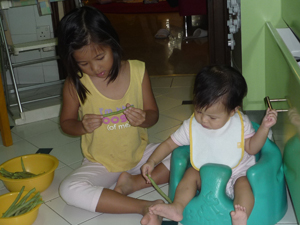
[264,5,300,224]
[238,0,286,110]
[238,0,300,222]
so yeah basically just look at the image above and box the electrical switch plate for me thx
[36,26,51,40]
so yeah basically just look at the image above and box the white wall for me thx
[3,5,59,85]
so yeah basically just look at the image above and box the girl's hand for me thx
[123,103,146,127]
[141,161,155,184]
[82,114,103,133]
[261,108,278,129]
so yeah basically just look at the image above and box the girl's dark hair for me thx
[57,6,122,103]
[193,65,248,112]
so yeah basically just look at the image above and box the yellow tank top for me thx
[78,60,148,172]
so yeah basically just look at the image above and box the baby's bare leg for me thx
[230,176,254,225]
[149,167,201,222]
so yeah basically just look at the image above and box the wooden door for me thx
[207,0,231,65]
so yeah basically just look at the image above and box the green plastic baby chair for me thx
[168,122,287,225]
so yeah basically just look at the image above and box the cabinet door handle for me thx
[265,96,289,112]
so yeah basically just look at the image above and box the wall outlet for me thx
[36,26,51,40]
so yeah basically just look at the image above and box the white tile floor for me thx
[0,75,298,225]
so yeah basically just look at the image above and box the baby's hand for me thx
[262,108,278,129]
[82,114,103,133]
[141,161,155,184]
[123,103,146,127]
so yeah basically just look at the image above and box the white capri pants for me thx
[59,143,171,212]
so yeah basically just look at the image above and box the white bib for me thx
[190,111,244,171]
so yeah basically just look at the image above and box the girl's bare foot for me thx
[148,202,184,222]
[114,172,135,195]
[230,205,248,225]
[141,200,164,225]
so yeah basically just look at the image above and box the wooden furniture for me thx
[0,73,12,147]
[90,1,179,14]
[207,0,231,66]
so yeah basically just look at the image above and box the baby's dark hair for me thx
[57,6,122,103]
[193,65,248,112]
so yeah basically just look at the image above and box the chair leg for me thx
[0,72,13,147]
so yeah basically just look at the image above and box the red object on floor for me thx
[91,1,179,14]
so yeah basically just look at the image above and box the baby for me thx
[141,65,277,225]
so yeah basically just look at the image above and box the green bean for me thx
[5,197,37,217]
[14,188,37,207]
[103,105,133,117]
[21,157,26,172]
[147,174,172,204]
[2,187,43,218]
[0,168,38,179]
[0,157,42,179]
[2,186,25,217]
[22,198,43,214]
[7,196,42,217]
[3,188,37,217]
[0,168,12,177]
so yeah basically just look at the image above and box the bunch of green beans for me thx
[0,157,42,179]
[103,105,133,117]
[147,175,172,204]
[1,186,43,218]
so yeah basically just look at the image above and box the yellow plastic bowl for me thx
[0,154,59,192]
[0,191,42,225]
